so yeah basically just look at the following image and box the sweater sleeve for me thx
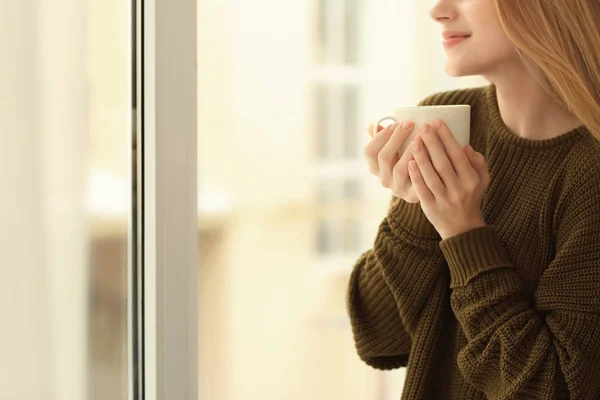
[346,249,412,370]
[437,173,600,399]
[346,195,446,370]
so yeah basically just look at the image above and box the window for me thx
[313,0,368,266]
[3,1,134,399]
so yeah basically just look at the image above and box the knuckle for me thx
[380,175,391,188]
[378,152,391,165]
[450,148,463,159]
[393,162,405,177]
[363,145,377,159]
[367,164,378,176]
[469,175,481,189]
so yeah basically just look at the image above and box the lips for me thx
[443,36,470,48]
[442,31,472,40]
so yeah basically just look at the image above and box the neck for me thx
[485,71,582,140]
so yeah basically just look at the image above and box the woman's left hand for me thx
[408,119,490,240]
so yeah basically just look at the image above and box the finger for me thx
[411,137,446,198]
[391,133,433,198]
[379,121,415,184]
[376,122,402,184]
[464,145,475,159]
[433,119,472,179]
[465,145,481,166]
[387,121,415,148]
[407,160,434,203]
[398,133,431,170]
[391,138,416,195]
[364,122,398,175]
[467,148,491,187]
[416,123,458,190]
[412,132,431,159]
[367,123,385,138]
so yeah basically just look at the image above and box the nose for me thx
[429,0,458,23]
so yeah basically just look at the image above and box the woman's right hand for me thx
[364,121,422,203]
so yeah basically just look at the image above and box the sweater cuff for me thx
[438,225,513,288]
[388,197,441,246]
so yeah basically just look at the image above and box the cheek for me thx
[486,22,516,55]
[474,14,520,62]
[476,33,516,63]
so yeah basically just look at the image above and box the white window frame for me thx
[141,0,198,398]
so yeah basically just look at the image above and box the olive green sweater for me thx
[346,84,600,399]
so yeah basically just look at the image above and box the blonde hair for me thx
[494,0,600,141]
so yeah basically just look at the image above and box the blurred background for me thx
[1,0,486,399]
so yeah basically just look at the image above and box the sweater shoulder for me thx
[562,136,600,195]
[554,138,600,230]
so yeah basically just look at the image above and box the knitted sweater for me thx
[346,84,600,399]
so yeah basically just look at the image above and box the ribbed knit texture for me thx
[346,84,600,399]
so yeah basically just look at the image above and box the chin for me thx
[444,63,479,78]
[443,64,465,77]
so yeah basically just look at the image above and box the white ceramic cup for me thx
[375,105,471,156]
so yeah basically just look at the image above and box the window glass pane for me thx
[343,85,362,159]
[344,0,365,65]
[316,0,327,64]
[1,2,133,399]
[88,1,133,398]
[342,217,362,252]
[314,83,329,160]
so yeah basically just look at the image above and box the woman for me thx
[346,0,600,399]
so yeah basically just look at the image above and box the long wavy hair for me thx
[494,0,600,141]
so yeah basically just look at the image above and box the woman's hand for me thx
[365,120,471,203]
[407,119,489,240]
[364,121,423,203]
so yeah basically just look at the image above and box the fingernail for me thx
[402,121,414,131]
[432,119,443,130]
[412,141,422,152]
[420,123,430,134]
